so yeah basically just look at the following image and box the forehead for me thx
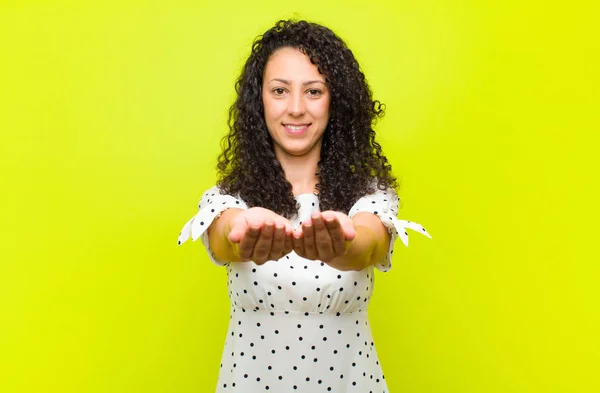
[263,47,325,81]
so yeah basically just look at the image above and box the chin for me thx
[280,142,319,156]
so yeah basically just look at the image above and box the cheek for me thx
[312,99,331,121]
[263,98,286,121]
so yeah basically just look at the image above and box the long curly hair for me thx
[217,19,397,219]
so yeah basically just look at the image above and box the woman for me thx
[178,19,431,393]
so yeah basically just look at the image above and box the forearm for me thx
[327,225,387,271]
[207,208,245,262]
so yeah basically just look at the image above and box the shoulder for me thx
[198,185,248,210]
[349,182,399,217]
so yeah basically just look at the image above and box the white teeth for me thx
[285,125,307,130]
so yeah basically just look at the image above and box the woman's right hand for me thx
[227,207,294,265]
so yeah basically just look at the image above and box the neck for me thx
[275,143,321,196]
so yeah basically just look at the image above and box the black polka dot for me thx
[202,190,391,390]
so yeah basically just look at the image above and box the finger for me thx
[341,222,357,241]
[269,222,286,260]
[302,220,318,260]
[283,232,293,255]
[292,230,304,257]
[228,221,246,244]
[284,221,293,237]
[252,220,274,263]
[323,214,346,255]
[238,222,262,261]
[311,213,335,260]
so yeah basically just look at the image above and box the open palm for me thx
[228,207,294,265]
[292,211,356,263]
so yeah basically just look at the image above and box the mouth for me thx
[283,123,311,135]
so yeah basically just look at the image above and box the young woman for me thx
[178,19,431,393]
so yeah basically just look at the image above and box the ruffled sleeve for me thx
[348,188,432,272]
[177,185,248,266]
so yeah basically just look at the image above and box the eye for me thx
[306,89,323,97]
[272,88,286,96]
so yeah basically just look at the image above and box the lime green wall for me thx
[1,1,598,392]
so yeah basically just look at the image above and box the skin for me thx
[207,47,391,270]
[262,47,331,163]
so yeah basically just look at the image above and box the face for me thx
[262,47,331,159]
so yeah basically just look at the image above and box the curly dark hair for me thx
[217,19,397,219]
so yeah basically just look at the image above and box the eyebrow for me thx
[268,78,326,86]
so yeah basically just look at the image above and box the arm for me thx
[327,212,391,271]
[207,207,294,264]
[207,208,245,262]
[178,186,295,266]
[293,211,391,271]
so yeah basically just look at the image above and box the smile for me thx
[283,123,311,135]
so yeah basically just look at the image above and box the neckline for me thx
[294,192,319,199]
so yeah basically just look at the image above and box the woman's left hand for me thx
[292,211,356,263]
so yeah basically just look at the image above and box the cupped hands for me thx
[227,208,355,265]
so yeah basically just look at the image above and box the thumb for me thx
[228,221,247,243]
[341,221,356,241]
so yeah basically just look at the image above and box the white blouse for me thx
[178,186,431,393]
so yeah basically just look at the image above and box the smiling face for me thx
[262,47,331,160]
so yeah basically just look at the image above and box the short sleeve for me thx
[348,188,432,272]
[177,185,248,266]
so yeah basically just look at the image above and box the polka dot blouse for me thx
[178,186,431,393]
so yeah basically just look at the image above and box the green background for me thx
[1,1,598,392]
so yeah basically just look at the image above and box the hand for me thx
[227,207,294,265]
[292,211,356,263]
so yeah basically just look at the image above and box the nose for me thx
[287,91,305,117]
